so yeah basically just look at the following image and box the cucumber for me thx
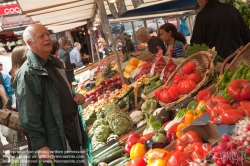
[92,141,122,159]
[108,156,128,166]
[92,148,124,166]
[93,145,123,160]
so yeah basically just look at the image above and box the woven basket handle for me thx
[220,46,244,75]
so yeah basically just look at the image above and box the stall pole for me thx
[90,36,96,62]
[131,21,138,46]
[95,43,102,66]
[96,0,125,84]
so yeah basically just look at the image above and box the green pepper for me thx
[186,100,199,110]
[246,72,250,80]
[216,68,229,90]
[231,62,245,81]
[156,80,163,87]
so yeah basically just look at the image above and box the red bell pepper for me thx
[166,122,181,143]
[139,132,154,144]
[124,132,140,154]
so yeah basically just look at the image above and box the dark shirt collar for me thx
[36,54,56,67]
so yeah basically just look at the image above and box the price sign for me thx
[110,23,124,34]
[116,0,127,16]
[131,0,144,8]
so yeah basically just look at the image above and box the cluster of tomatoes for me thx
[155,61,202,104]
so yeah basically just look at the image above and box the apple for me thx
[85,94,90,98]
[96,91,102,95]
[116,75,121,80]
[117,80,122,85]
[95,87,101,92]
[96,93,101,97]
[107,79,112,84]
[100,80,105,85]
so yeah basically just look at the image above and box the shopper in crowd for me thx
[14,24,87,165]
[116,37,123,51]
[97,38,111,59]
[119,33,135,54]
[136,27,166,55]
[70,42,83,69]
[58,37,77,83]
[50,41,59,58]
[148,28,158,37]
[159,23,187,58]
[190,0,250,59]
[0,62,14,109]
[0,47,12,76]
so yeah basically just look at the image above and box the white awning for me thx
[46,21,87,33]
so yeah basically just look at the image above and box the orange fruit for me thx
[137,60,146,67]
[125,65,136,74]
[129,58,139,67]
[123,72,130,78]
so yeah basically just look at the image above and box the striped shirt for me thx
[166,40,184,58]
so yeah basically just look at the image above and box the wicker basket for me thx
[159,51,214,108]
[220,43,250,74]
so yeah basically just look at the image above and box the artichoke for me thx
[103,103,120,115]
[92,125,111,142]
[92,118,108,129]
[106,133,119,143]
[108,111,133,135]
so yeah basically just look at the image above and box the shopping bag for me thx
[178,17,190,36]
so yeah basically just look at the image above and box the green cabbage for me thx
[92,125,111,142]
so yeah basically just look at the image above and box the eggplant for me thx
[145,132,169,151]
[156,108,174,124]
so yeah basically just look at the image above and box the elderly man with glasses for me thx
[0,47,11,76]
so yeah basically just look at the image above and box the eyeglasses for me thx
[97,41,101,43]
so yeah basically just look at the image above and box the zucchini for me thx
[116,158,130,166]
[93,141,122,159]
[93,145,123,160]
[108,156,127,166]
[93,148,124,166]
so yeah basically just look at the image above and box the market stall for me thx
[80,42,250,166]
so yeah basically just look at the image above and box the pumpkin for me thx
[137,60,146,67]
[125,65,136,74]
[129,58,139,67]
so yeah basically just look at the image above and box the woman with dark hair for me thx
[159,23,187,58]
[51,41,60,58]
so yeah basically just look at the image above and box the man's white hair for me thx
[22,26,34,49]
[136,27,150,36]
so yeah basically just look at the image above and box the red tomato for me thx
[238,100,250,116]
[175,131,203,152]
[173,72,185,84]
[187,70,202,83]
[214,109,246,125]
[159,86,179,103]
[130,157,146,166]
[228,79,250,101]
[155,87,163,100]
[178,80,196,94]
[205,96,230,113]
[183,142,211,161]
[167,151,192,166]
[182,61,196,74]
[210,103,232,121]
[196,89,212,102]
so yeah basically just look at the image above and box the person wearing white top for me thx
[0,47,11,76]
